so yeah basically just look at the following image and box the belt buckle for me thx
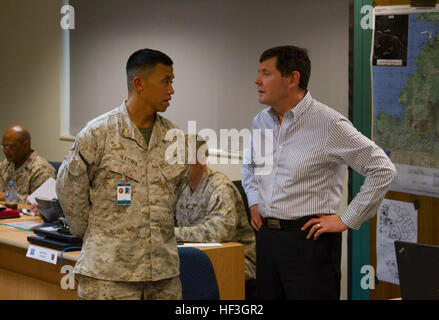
[266,218,281,229]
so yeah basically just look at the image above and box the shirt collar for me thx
[199,166,212,191]
[187,166,211,194]
[268,91,313,124]
[118,101,168,150]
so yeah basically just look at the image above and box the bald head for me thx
[2,125,32,167]
[3,126,31,143]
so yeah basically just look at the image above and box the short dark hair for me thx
[260,45,311,90]
[126,48,173,91]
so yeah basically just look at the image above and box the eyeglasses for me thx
[1,144,17,150]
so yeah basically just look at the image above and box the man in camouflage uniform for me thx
[0,125,56,203]
[56,49,188,300]
[174,137,256,292]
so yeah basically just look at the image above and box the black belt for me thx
[264,216,319,230]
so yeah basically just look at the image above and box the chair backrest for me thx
[49,161,62,174]
[232,180,251,224]
[178,247,219,300]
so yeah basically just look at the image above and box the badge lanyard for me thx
[117,175,131,205]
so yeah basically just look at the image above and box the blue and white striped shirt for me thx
[242,92,396,230]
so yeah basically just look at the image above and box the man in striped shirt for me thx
[242,45,396,300]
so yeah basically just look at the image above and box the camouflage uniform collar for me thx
[148,114,169,150]
[193,166,212,193]
[118,102,168,151]
[7,150,37,172]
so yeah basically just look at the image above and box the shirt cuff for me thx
[340,208,364,230]
[246,191,258,208]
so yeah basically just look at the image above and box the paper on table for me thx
[4,221,41,230]
[178,243,223,247]
[26,178,57,205]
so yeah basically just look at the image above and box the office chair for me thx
[178,247,220,300]
[49,161,62,174]
[232,180,251,224]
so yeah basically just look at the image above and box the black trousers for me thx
[256,216,342,300]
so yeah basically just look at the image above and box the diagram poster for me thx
[376,199,418,285]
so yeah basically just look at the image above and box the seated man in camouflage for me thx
[0,125,56,203]
[174,136,256,297]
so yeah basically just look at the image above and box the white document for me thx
[178,243,222,247]
[26,177,58,205]
[26,245,58,265]
[376,199,418,285]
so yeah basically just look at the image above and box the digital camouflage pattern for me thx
[77,275,182,300]
[0,151,56,203]
[174,167,256,280]
[56,102,188,282]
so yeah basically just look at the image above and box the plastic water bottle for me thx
[5,180,18,209]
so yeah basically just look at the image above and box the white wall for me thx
[68,0,350,148]
[0,0,73,163]
[0,0,350,162]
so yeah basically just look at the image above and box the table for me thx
[0,215,245,300]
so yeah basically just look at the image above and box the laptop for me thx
[33,197,64,224]
[394,240,439,300]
